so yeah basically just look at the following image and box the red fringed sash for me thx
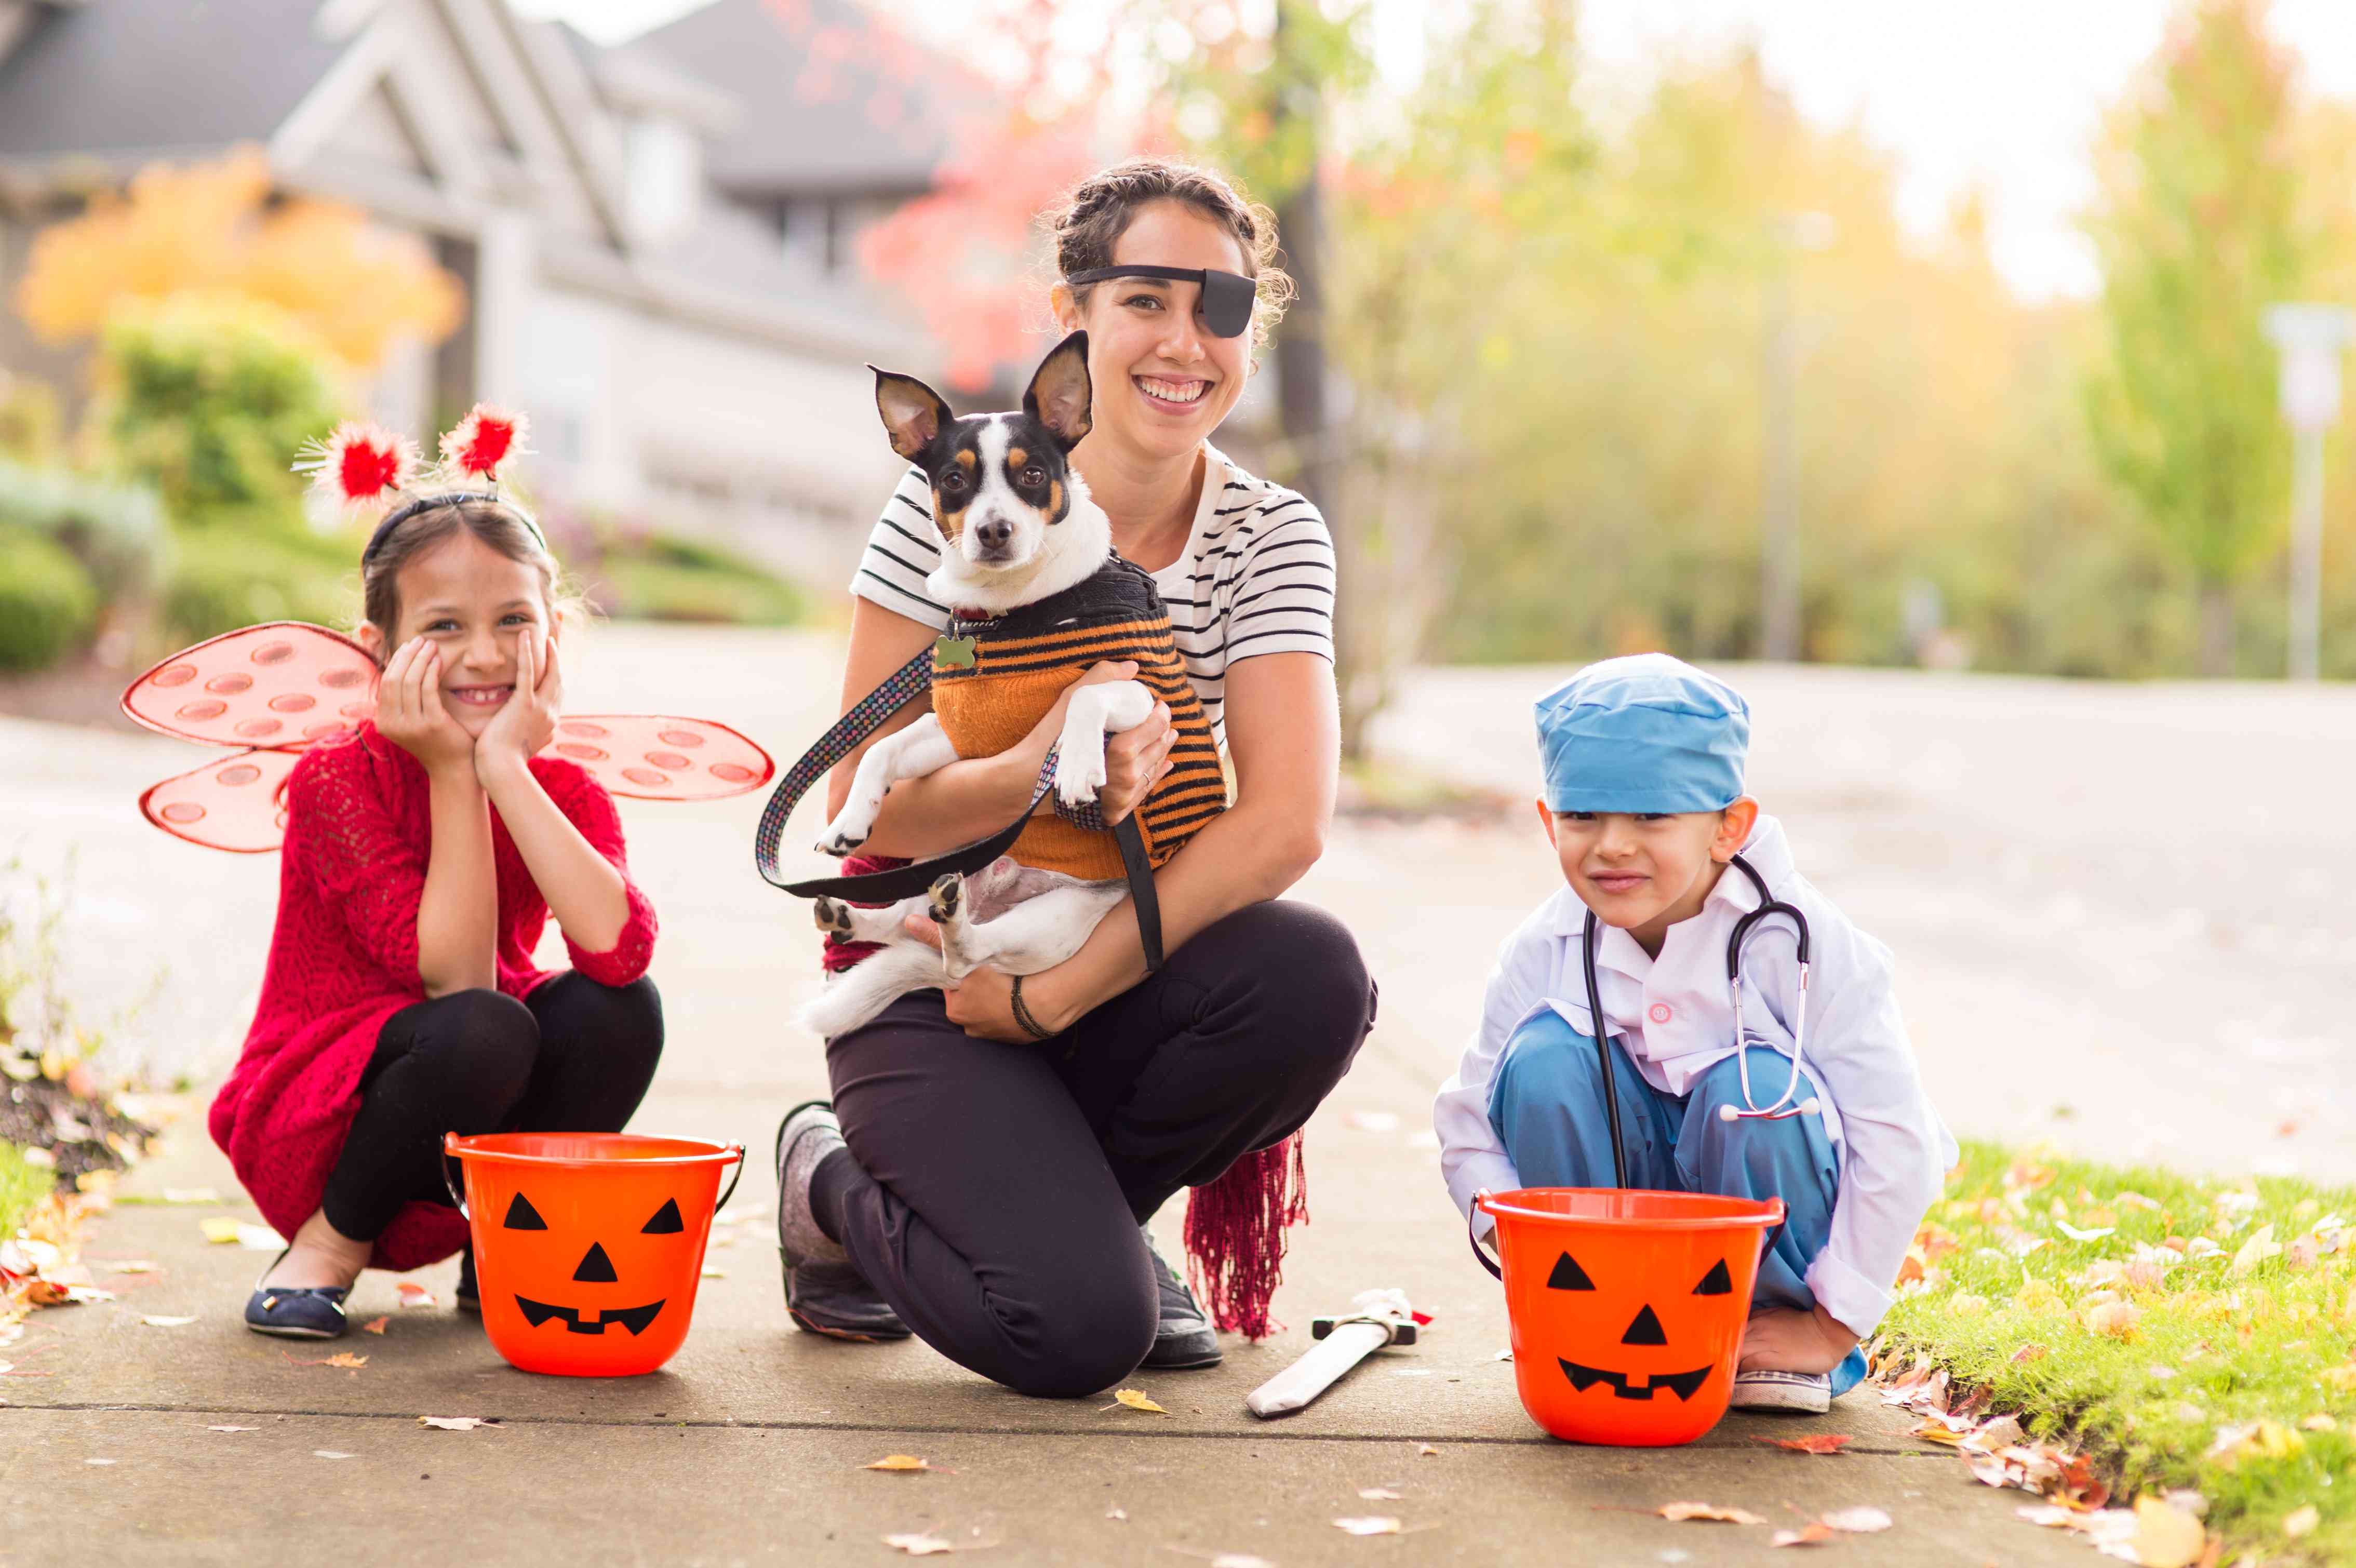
[1183,1132,1308,1341]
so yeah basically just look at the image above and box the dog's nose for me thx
[974,516,1014,553]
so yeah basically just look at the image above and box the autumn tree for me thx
[16,149,462,373]
[2083,0,2306,675]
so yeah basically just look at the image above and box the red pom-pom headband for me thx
[292,405,542,565]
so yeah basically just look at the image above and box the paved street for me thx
[3,624,2346,1562]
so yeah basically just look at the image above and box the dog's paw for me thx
[813,826,868,857]
[812,897,853,936]
[1054,749,1108,810]
[928,873,964,924]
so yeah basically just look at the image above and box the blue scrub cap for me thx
[1534,653,1750,814]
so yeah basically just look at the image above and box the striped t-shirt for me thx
[849,443,1336,751]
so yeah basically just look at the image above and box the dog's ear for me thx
[872,367,954,461]
[1023,331,1092,452]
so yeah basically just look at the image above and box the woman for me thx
[774,158,1377,1397]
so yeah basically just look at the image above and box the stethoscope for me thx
[1578,852,1817,1189]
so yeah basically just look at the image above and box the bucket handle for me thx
[438,1135,746,1220]
[1467,1190,1503,1280]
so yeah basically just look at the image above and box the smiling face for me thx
[360,527,553,739]
[1055,199,1254,464]
[1537,798,1758,955]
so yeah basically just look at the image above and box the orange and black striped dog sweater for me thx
[932,558,1226,880]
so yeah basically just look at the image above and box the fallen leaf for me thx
[360,1317,388,1335]
[1758,1434,1852,1455]
[1357,1487,1404,1500]
[2010,1343,2049,1366]
[2128,1494,2207,1568]
[396,1281,436,1309]
[198,1217,244,1244]
[1105,1506,1126,1521]
[107,1261,158,1275]
[1333,1517,1402,1535]
[2285,1504,2320,1538]
[418,1416,493,1431]
[1659,1503,1767,1525]
[139,1315,197,1327]
[207,1425,259,1432]
[2229,1225,2282,1277]
[2086,1299,2142,1339]
[1342,1110,1401,1133]
[312,1450,358,1460]
[1110,1388,1168,1415]
[2304,1412,2338,1431]
[864,1455,941,1471]
[2056,1221,2115,1242]
[84,1456,114,1465]
[701,1266,726,1279]
[1823,1507,1892,1534]
[882,1534,954,1557]
[1208,1557,1275,1568]
[283,1351,368,1369]
[1773,1523,1835,1547]
[1416,1444,1440,1456]
[160,1188,222,1204]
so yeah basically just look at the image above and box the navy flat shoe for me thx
[244,1251,350,1339]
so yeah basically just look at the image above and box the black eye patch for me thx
[1065,265,1254,338]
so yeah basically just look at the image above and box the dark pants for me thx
[320,974,665,1240]
[811,901,1376,1398]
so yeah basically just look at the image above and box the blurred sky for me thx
[523,0,2356,303]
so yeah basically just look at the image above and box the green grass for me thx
[0,1143,50,1241]
[1882,1140,2356,1563]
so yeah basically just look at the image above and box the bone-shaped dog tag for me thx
[934,635,978,669]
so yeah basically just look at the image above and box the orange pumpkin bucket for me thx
[442,1132,743,1377]
[1473,1187,1784,1445]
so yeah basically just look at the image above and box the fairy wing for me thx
[121,622,376,749]
[544,716,775,800]
[136,748,304,853]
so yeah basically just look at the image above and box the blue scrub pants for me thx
[1486,1009,1867,1396]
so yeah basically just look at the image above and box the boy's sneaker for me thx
[774,1100,911,1343]
[1729,1369,1830,1413]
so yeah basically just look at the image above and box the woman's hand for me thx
[1737,1304,1859,1375]
[898,916,1079,1043]
[476,630,561,783]
[1096,693,1174,825]
[374,638,477,776]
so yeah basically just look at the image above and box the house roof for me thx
[0,0,345,164]
[634,0,965,198]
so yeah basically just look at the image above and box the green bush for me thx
[164,529,353,644]
[0,459,169,600]
[97,296,338,522]
[584,532,806,631]
[0,528,100,672]
[590,554,805,626]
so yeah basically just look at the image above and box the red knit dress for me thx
[208,723,658,1272]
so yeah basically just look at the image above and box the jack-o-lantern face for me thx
[500,1190,685,1337]
[1544,1249,1736,1403]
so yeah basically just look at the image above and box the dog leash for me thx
[751,646,1164,971]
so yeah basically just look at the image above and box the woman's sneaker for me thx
[1140,1226,1221,1370]
[1729,1369,1830,1413]
[774,1101,911,1342]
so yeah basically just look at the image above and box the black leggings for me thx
[812,901,1376,1398]
[320,974,664,1241]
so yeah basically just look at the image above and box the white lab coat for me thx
[1433,814,1955,1337]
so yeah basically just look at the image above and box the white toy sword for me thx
[1244,1287,1420,1419]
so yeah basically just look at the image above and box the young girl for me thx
[216,490,663,1338]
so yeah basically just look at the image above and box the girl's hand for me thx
[1736,1304,1859,1375]
[374,638,477,775]
[477,629,561,781]
[899,915,1078,1043]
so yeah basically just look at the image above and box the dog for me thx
[798,331,1227,1040]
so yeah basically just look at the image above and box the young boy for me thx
[1434,654,1953,1413]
